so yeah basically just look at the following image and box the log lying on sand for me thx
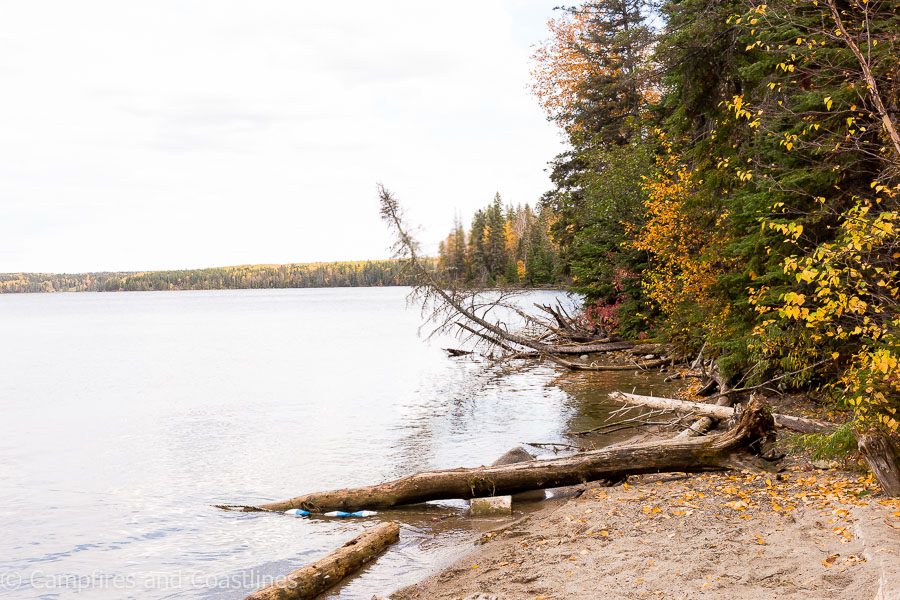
[237,400,776,513]
[244,522,400,600]
[609,391,835,434]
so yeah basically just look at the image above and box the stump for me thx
[858,430,900,497]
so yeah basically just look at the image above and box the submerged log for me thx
[244,522,400,600]
[239,400,776,513]
[609,392,835,434]
[444,348,473,357]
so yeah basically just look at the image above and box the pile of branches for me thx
[379,185,670,371]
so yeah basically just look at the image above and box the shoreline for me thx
[0,282,570,296]
[386,461,900,599]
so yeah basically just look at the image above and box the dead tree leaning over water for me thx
[377,184,633,358]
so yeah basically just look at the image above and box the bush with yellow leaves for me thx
[751,194,900,432]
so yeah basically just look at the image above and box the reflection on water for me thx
[554,370,684,448]
[0,287,673,599]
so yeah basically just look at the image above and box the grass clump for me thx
[787,423,858,462]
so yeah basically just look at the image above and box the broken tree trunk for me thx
[244,522,400,600]
[608,392,834,434]
[677,366,732,438]
[857,430,900,497]
[236,400,776,513]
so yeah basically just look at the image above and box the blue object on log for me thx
[283,509,377,517]
[323,510,378,517]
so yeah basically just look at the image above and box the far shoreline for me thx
[0,259,571,295]
[0,283,570,295]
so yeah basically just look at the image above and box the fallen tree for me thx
[377,185,632,358]
[608,391,835,434]
[230,399,777,513]
[544,354,670,372]
[244,522,400,600]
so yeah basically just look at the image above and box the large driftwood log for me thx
[857,430,900,497]
[244,522,400,600]
[238,400,776,513]
[609,392,835,434]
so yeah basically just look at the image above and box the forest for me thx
[0,259,434,293]
[509,0,899,437]
[435,194,565,286]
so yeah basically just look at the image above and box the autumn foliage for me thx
[530,0,900,435]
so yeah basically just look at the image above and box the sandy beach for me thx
[388,462,899,600]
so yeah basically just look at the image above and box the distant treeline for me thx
[0,260,437,293]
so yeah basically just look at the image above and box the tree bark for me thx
[240,400,776,513]
[857,430,900,497]
[244,522,400,600]
[826,0,900,158]
[608,392,834,434]
[677,365,732,438]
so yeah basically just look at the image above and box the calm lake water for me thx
[0,287,676,599]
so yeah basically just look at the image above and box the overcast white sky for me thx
[0,1,566,273]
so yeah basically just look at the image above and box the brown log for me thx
[857,430,900,497]
[545,340,635,354]
[444,348,473,357]
[773,413,835,434]
[244,522,400,600]
[240,400,776,513]
[544,354,669,371]
[628,343,667,356]
[609,392,835,434]
[695,378,718,397]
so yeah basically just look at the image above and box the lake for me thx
[0,287,676,599]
